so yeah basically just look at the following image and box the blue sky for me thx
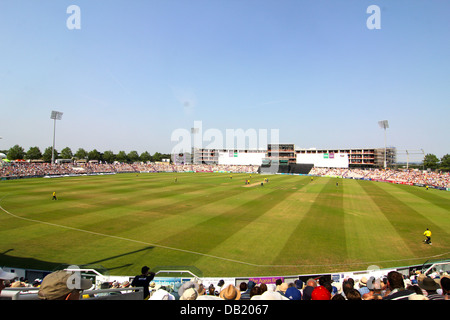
[0,0,449,160]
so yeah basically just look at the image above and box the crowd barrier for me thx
[2,259,449,300]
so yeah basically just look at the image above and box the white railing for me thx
[0,287,144,300]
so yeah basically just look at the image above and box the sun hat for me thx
[367,277,382,291]
[149,288,175,300]
[0,268,17,280]
[178,280,199,297]
[311,286,331,300]
[418,276,440,291]
[359,277,368,287]
[180,287,198,300]
[219,284,241,300]
[38,270,92,300]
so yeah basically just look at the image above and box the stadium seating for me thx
[1,163,448,189]
[1,262,449,300]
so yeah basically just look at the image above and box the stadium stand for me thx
[308,167,450,189]
[1,261,449,300]
[0,162,259,178]
[0,162,450,189]
[1,162,449,189]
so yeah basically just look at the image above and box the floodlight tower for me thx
[50,111,63,165]
[191,127,199,165]
[378,120,389,168]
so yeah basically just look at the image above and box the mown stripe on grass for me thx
[357,180,447,254]
[0,175,277,262]
[2,184,255,243]
[272,178,346,267]
[71,185,261,240]
[153,183,301,265]
[396,184,450,212]
[343,180,415,265]
[374,182,450,249]
[5,180,235,225]
[198,176,318,272]
[119,176,304,246]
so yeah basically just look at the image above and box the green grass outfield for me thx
[0,172,449,277]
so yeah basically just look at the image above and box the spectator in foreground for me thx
[302,278,317,300]
[259,283,268,294]
[284,286,302,300]
[363,277,383,300]
[341,278,355,299]
[357,277,370,296]
[440,277,450,300]
[177,279,201,299]
[179,287,197,300]
[149,287,175,300]
[38,270,92,300]
[418,276,444,300]
[239,281,247,295]
[0,268,17,295]
[345,288,362,300]
[240,280,256,300]
[250,285,262,299]
[219,284,241,300]
[311,285,331,300]
[131,266,155,300]
[294,279,303,291]
[382,271,415,300]
[277,282,288,295]
[331,293,346,300]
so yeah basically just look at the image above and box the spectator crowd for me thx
[309,167,450,189]
[1,162,449,188]
[0,162,260,178]
[143,269,449,301]
[2,268,448,301]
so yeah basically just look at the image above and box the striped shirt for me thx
[382,288,415,300]
[426,293,445,300]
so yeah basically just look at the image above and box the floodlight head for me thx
[378,120,389,129]
[51,110,63,120]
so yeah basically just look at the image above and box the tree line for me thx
[2,145,450,171]
[423,153,450,171]
[1,145,171,163]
